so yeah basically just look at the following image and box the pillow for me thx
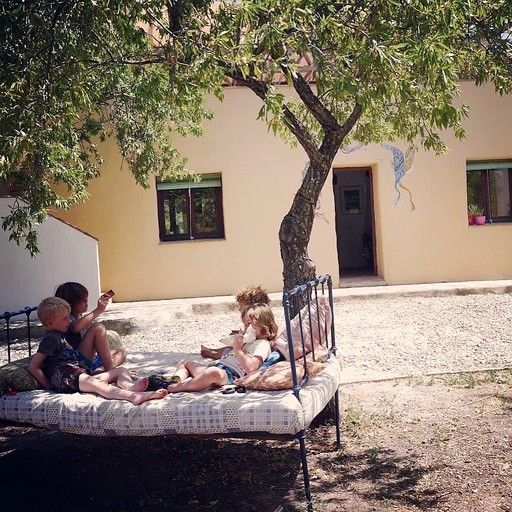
[233,361,326,391]
[106,330,123,350]
[307,345,329,363]
[274,295,332,361]
[259,350,284,369]
[0,356,42,394]
[0,330,122,394]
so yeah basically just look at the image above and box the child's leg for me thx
[110,347,127,367]
[91,367,149,392]
[78,373,167,405]
[167,363,228,393]
[78,323,120,371]
[172,359,192,382]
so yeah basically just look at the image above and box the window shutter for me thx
[157,173,221,190]
[467,161,512,172]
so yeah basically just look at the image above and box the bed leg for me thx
[297,430,314,512]
[334,389,341,450]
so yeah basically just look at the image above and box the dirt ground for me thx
[1,369,511,512]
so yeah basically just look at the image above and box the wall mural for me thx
[300,141,416,225]
[340,142,416,211]
[380,142,416,211]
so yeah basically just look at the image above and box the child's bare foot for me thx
[131,388,168,405]
[200,346,221,359]
[200,345,213,358]
[131,376,149,392]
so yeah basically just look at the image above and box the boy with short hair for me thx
[28,297,167,405]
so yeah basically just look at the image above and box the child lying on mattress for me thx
[150,303,278,393]
[27,297,168,405]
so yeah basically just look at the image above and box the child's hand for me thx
[97,296,109,312]
[232,333,245,350]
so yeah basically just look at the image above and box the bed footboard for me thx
[281,274,341,510]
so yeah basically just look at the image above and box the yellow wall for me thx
[57,81,512,301]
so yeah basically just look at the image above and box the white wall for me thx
[0,198,101,314]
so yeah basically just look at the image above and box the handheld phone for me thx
[103,289,115,299]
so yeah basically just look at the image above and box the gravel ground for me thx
[2,291,511,512]
[118,292,512,383]
[2,291,511,380]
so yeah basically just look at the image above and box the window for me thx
[156,173,225,241]
[466,161,512,223]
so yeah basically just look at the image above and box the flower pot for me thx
[468,214,474,225]
[474,215,486,225]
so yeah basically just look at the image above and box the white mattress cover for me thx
[0,352,342,437]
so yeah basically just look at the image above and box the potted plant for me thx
[468,203,486,225]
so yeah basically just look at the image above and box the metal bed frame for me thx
[0,275,341,511]
[282,274,341,510]
[0,306,38,363]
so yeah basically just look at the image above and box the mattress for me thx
[0,351,342,437]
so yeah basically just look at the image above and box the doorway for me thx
[332,167,376,279]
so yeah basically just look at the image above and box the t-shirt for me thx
[219,339,271,378]
[37,330,81,380]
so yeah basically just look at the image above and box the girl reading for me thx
[167,303,278,393]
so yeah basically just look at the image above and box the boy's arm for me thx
[70,295,109,333]
[27,352,51,389]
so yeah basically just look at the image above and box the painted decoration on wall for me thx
[341,142,416,211]
[380,142,416,211]
[341,143,364,154]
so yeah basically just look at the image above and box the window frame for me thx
[156,173,225,242]
[466,161,512,224]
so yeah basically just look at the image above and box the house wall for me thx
[55,81,512,301]
[377,81,512,284]
[0,198,101,312]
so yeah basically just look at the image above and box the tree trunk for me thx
[234,70,363,296]
[279,159,332,293]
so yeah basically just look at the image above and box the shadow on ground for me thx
[0,424,302,512]
[301,426,443,511]
[0,421,457,512]
[2,372,511,512]
[1,422,438,512]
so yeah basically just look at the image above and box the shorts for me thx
[76,352,103,372]
[50,364,87,393]
[214,363,240,385]
[147,374,181,391]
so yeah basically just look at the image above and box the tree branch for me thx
[288,71,341,133]
[319,102,362,159]
[223,67,322,163]
[86,57,166,68]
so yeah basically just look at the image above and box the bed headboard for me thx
[281,274,337,399]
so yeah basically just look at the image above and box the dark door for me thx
[332,168,376,277]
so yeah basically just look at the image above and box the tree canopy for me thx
[0,0,216,252]
[1,0,511,287]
